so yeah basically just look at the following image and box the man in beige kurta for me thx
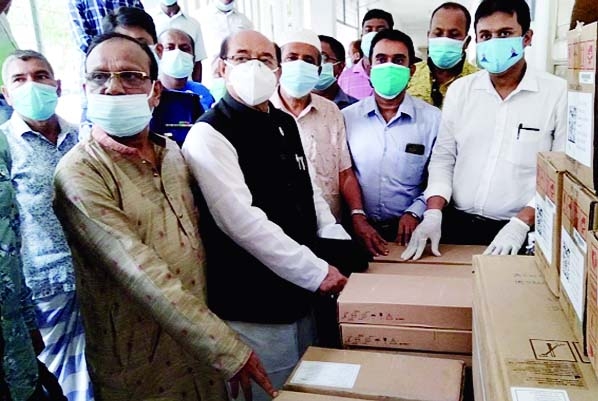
[53,31,274,401]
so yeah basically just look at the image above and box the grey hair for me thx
[1,49,54,85]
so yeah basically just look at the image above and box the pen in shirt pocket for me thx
[517,123,540,140]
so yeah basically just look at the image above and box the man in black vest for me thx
[182,30,361,400]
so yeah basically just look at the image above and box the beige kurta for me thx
[53,127,250,401]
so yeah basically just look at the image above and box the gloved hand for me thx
[483,217,530,255]
[401,209,442,260]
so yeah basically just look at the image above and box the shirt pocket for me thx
[507,123,552,168]
[396,151,427,187]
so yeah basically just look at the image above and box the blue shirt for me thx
[182,80,215,111]
[333,88,358,110]
[69,0,144,53]
[0,115,78,300]
[0,131,39,401]
[343,94,440,221]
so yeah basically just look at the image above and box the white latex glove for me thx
[401,209,442,260]
[483,217,530,255]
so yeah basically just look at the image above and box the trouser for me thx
[311,238,369,348]
[370,218,399,243]
[226,315,316,401]
[441,206,509,245]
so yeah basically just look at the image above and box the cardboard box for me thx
[276,391,364,401]
[284,347,464,401]
[338,273,472,330]
[342,347,472,368]
[535,152,568,296]
[587,232,598,378]
[565,22,598,192]
[372,244,485,264]
[366,263,473,278]
[473,255,598,401]
[340,323,471,354]
[560,174,598,345]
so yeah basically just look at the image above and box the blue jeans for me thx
[0,94,13,124]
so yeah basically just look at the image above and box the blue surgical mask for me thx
[87,92,153,137]
[161,0,177,6]
[160,48,194,79]
[476,36,525,74]
[10,81,58,121]
[215,1,234,12]
[280,60,320,98]
[428,37,464,69]
[360,31,377,59]
[314,62,337,91]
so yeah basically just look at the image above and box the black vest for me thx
[197,94,319,323]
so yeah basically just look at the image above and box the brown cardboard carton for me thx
[560,174,598,345]
[340,323,471,354]
[276,391,364,401]
[473,255,598,401]
[366,263,473,278]
[337,273,472,330]
[342,347,472,367]
[535,152,568,296]
[284,347,464,401]
[586,232,598,379]
[565,22,598,191]
[372,244,485,264]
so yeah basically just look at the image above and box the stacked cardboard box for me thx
[372,244,485,264]
[284,347,465,401]
[472,255,598,400]
[586,232,598,378]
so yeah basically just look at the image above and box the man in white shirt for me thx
[182,30,353,400]
[152,0,206,82]
[196,0,253,87]
[402,0,567,259]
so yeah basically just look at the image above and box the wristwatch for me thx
[350,208,367,217]
[406,211,421,221]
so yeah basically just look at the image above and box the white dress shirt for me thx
[153,9,207,61]
[182,122,350,293]
[425,67,567,220]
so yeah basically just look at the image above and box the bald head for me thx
[219,30,278,65]
[159,28,195,56]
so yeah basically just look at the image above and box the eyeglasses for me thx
[321,54,339,63]
[223,54,278,70]
[85,71,151,89]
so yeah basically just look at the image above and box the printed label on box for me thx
[511,387,570,401]
[507,360,586,388]
[536,193,555,264]
[289,361,361,389]
[579,71,595,85]
[561,228,586,321]
[566,91,594,168]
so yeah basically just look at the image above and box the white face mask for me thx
[160,48,194,79]
[225,60,278,106]
[87,92,153,137]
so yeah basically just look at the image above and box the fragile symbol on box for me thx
[530,339,577,362]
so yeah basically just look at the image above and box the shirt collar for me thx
[362,93,415,121]
[271,88,318,119]
[91,126,166,156]
[9,113,77,146]
[473,65,539,96]
[352,58,369,76]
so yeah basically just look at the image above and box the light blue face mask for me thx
[161,0,177,6]
[87,92,153,137]
[10,81,58,121]
[160,48,194,79]
[428,37,465,69]
[280,60,320,98]
[215,0,235,12]
[360,31,377,59]
[476,36,524,74]
[314,62,337,91]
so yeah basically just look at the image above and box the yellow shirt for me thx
[54,128,250,401]
[408,60,478,108]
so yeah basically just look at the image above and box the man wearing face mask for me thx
[53,32,275,401]
[0,50,94,401]
[338,9,393,100]
[343,30,441,246]
[152,0,206,83]
[402,0,566,260]
[182,30,351,399]
[158,28,215,111]
[408,2,478,108]
[312,35,357,110]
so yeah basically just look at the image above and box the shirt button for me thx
[153,172,159,177]
[141,160,147,164]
